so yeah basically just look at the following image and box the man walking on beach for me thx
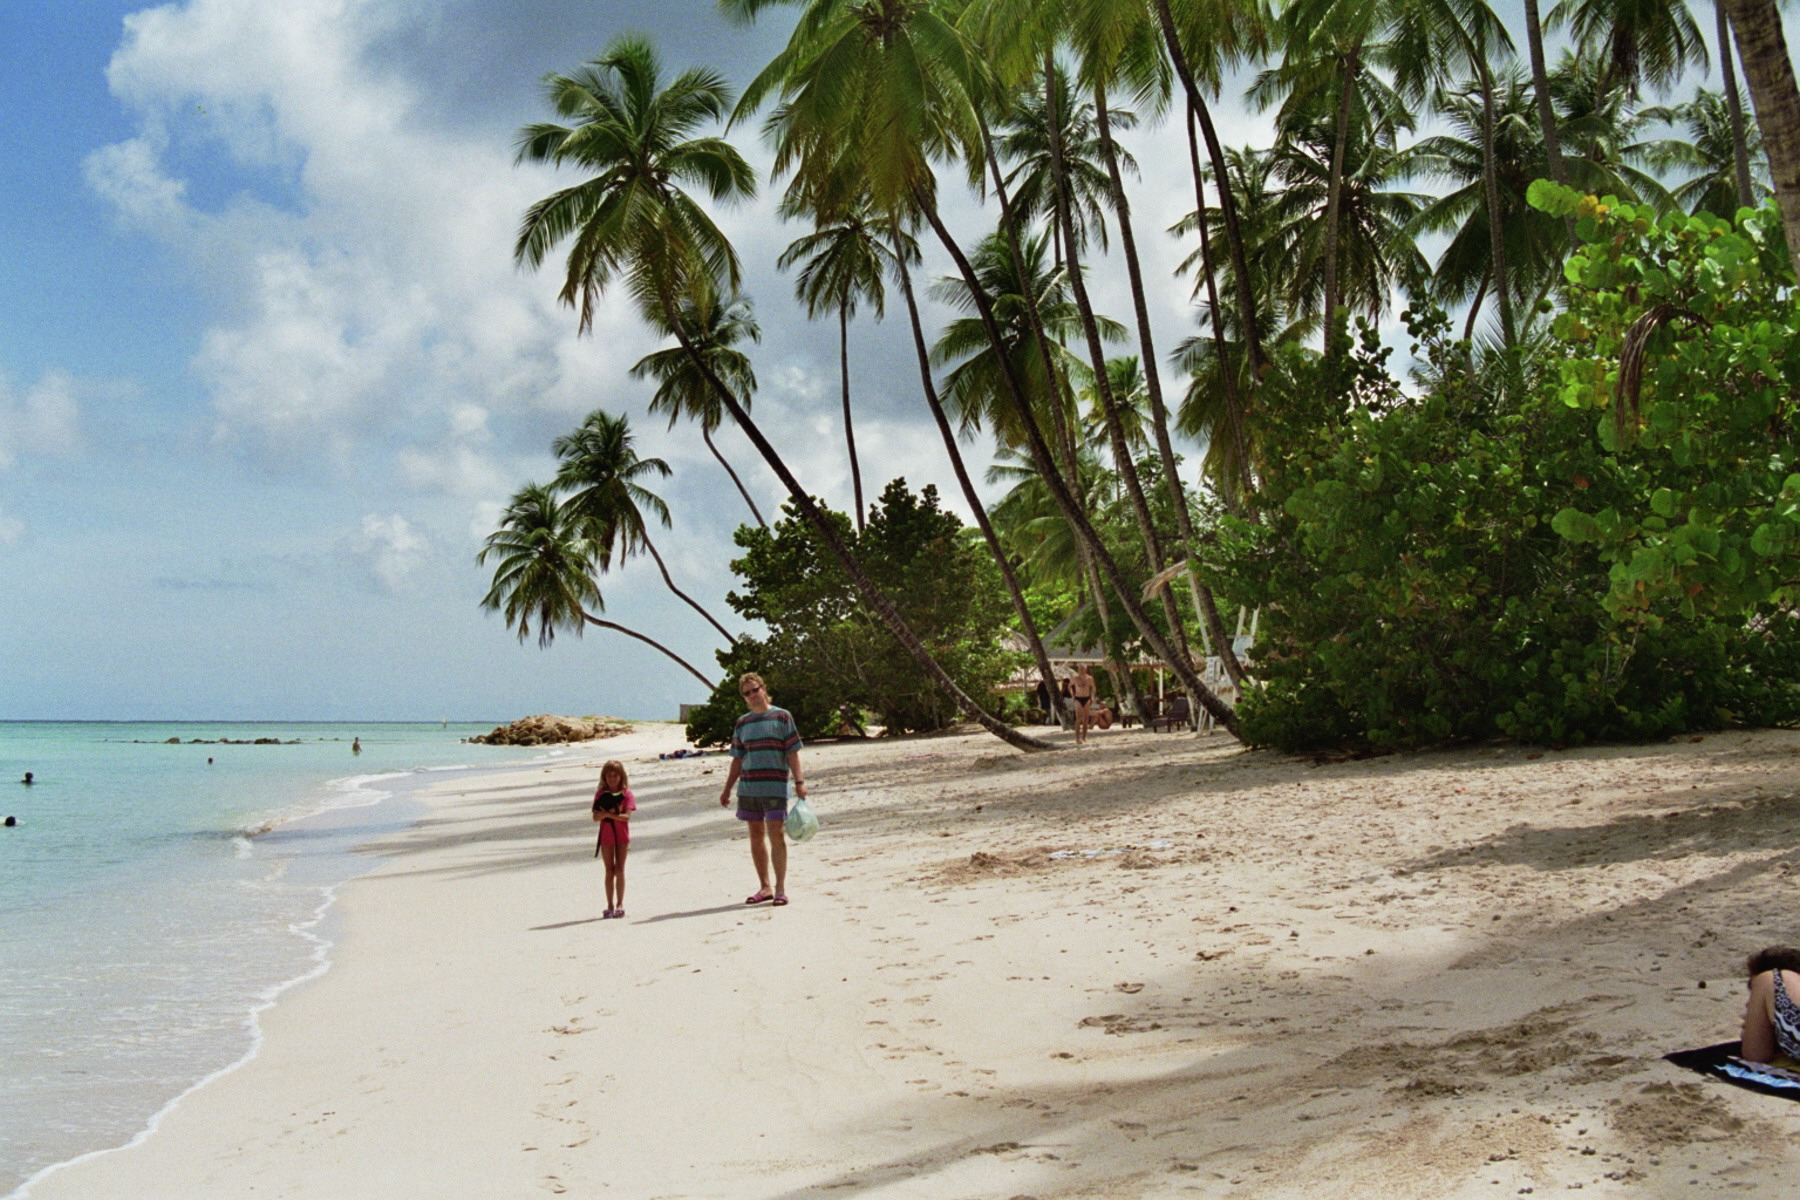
[718,672,806,907]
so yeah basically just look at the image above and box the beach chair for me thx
[1147,694,1190,732]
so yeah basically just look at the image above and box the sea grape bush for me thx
[1531,181,1800,624]
[1208,195,1800,751]
[685,480,1019,746]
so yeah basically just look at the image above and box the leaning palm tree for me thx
[630,290,768,529]
[516,35,1052,751]
[775,193,890,531]
[551,409,738,646]
[478,484,716,689]
[729,0,1242,734]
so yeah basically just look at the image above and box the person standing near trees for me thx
[1069,664,1098,746]
[718,672,806,907]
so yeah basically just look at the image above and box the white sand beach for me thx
[28,723,1800,1198]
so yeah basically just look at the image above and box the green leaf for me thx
[1649,488,1677,518]
[1528,179,1583,218]
[1552,508,1600,542]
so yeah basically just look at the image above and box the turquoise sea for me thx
[0,722,546,1197]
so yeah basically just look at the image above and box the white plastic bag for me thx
[785,795,819,842]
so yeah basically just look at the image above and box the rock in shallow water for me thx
[466,714,632,746]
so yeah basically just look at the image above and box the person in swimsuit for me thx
[591,760,637,919]
[1069,665,1098,746]
[1742,945,1800,1064]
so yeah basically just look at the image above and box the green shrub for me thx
[1209,197,1800,751]
[684,480,1020,746]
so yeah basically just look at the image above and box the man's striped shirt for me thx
[730,706,803,799]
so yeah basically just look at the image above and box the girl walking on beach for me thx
[592,760,636,919]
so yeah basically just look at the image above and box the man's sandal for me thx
[745,889,774,904]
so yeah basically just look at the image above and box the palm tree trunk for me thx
[1322,44,1361,345]
[1464,269,1489,341]
[1156,0,1265,374]
[1476,58,1518,346]
[839,306,866,532]
[1094,83,1245,688]
[639,531,738,646]
[1717,0,1757,210]
[582,612,714,690]
[1525,0,1579,249]
[915,194,1242,738]
[703,425,767,530]
[1049,73,1190,661]
[892,231,1061,714]
[1184,101,1254,502]
[654,281,1054,753]
[1723,0,1800,274]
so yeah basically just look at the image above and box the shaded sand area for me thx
[28,723,1800,1198]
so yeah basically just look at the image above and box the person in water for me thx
[591,760,636,919]
[1741,946,1800,1064]
[20,772,32,786]
[351,737,362,755]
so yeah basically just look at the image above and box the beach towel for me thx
[1665,1042,1800,1101]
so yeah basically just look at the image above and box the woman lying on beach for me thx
[591,760,636,920]
[1741,946,1800,1064]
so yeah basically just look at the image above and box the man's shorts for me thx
[736,793,788,822]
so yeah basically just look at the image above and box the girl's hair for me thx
[600,760,628,790]
[1747,946,1800,977]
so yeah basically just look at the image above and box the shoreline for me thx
[20,723,1800,1198]
[4,745,569,1199]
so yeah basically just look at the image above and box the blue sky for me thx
[0,0,1774,721]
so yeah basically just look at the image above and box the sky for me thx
[0,0,1771,722]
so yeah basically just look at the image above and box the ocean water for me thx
[0,722,544,1197]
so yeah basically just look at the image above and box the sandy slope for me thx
[28,722,1800,1198]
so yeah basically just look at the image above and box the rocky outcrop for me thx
[466,715,632,746]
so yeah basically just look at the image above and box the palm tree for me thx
[518,34,1052,751]
[1263,117,1431,324]
[1155,0,1273,375]
[551,409,739,647]
[478,484,717,690]
[1639,88,1771,214]
[887,222,1064,713]
[930,229,1106,455]
[630,289,769,529]
[729,0,1243,734]
[1250,0,1408,342]
[993,64,1121,259]
[776,194,891,531]
[1407,71,1567,337]
[1718,0,1800,273]
[1547,0,1708,101]
[1713,0,1756,208]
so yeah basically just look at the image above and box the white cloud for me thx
[348,512,428,593]
[88,0,651,468]
[396,442,511,500]
[0,504,23,547]
[0,370,85,470]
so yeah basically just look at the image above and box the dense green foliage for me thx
[1210,197,1800,751]
[684,480,1020,745]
